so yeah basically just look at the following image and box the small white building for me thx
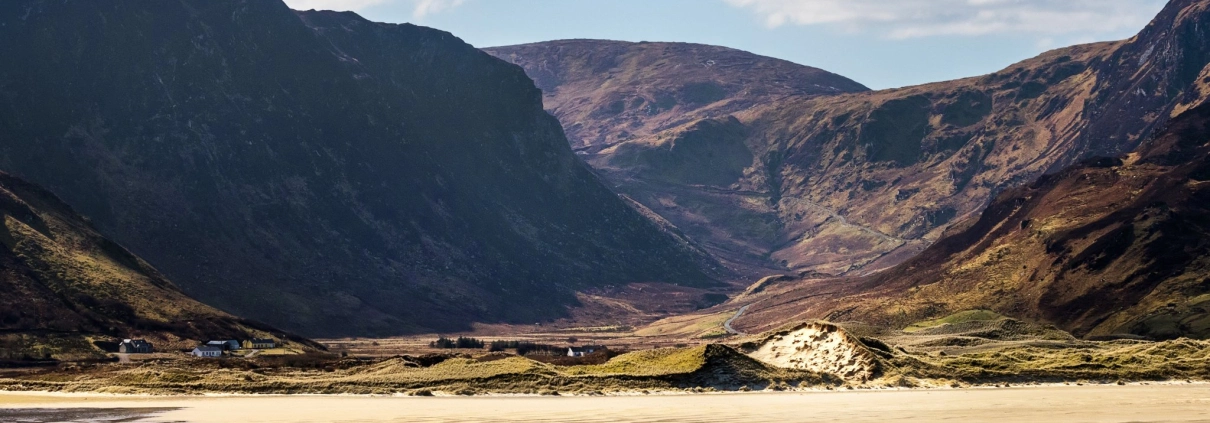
[192,345,223,358]
[567,346,604,357]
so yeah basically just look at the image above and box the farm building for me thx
[207,340,241,351]
[243,338,276,349]
[192,345,223,358]
[567,346,606,357]
[118,339,153,354]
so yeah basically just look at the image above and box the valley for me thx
[489,0,1210,278]
[1,0,1210,411]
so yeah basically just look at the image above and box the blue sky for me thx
[283,0,1168,89]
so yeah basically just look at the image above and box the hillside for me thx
[0,172,304,361]
[489,0,1210,277]
[484,40,869,153]
[0,1,717,337]
[728,102,1210,340]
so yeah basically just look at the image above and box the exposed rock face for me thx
[0,1,715,336]
[731,103,1210,340]
[488,0,1210,277]
[0,172,303,360]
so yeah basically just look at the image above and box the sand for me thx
[3,385,1210,422]
[748,322,879,380]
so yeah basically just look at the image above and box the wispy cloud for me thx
[282,0,467,19]
[723,0,1165,39]
[412,0,466,19]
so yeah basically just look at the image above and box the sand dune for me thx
[747,322,880,381]
[4,385,1210,422]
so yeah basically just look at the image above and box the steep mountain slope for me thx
[730,102,1210,340]
[0,172,304,360]
[484,40,869,153]
[490,0,1210,277]
[0,0,716,337]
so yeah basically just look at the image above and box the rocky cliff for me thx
[0,0,716,336]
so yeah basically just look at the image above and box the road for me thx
[723,304,752,335]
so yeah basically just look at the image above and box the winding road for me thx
[723,304,752,335]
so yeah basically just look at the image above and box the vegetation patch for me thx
[904,310,1005,333]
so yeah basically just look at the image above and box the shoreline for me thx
[3,379,1207,402]
[5,384,1210,423]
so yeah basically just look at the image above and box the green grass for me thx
[904,310,1004,333]
[562,346,709,376]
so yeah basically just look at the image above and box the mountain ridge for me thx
[728,101,1210,339]
[487,0,1210,278]
[0,0,718,337]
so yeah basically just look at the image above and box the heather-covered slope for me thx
[0,172,304,360]
[484,40,869,153]
[0,0,716,337]
[490,0,1210,277]
[730,103,1210,340]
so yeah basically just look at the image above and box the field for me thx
[0,313,1208,396]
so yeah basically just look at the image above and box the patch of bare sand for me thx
[746,322,880,381]
[3,385,1210,422]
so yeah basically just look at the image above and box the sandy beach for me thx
[3,384,1210,422]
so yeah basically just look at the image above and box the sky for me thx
[281,0,1169,90]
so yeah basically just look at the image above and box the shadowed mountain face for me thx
[0,0,717,337]
[0,172,307,360]
[488,0,1210,278]
[731,102,1210,340]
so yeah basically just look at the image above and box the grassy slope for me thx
[0,172,312,360]
[732,103,1210,340]
[0,344,824,395]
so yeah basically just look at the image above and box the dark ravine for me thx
[0,0,719,337]
[488,0,1210,277]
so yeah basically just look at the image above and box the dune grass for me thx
[562,346,708,376]
[903,310,1004,333]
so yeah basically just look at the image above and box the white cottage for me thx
[192,345,223,358]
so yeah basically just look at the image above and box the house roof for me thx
[568,345,606,352]
[194,345,223,352]
[248,338,275,343]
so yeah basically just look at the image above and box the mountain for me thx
[488,0,1210,277]
[484,40,869,153]
[0,172,307,360]
[0,0,717,337]
[729,102,1210,340]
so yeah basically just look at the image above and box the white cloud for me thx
[412,0,466,19]
[723,0,1165,39]
[282,0,467,19]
